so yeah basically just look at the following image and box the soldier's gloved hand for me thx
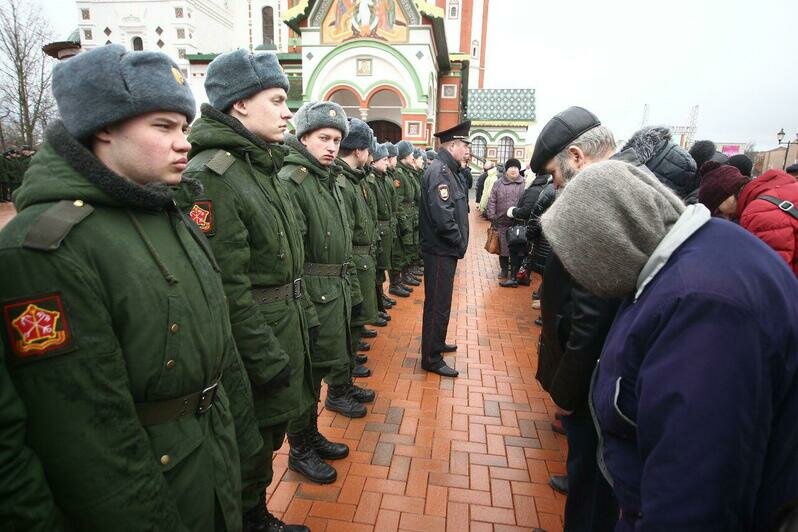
[308,326,320,354]
[351,302,363,318]
[254,364,291,395]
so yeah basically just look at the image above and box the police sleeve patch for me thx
[3,292,75,363]
[188,200,214,236]
[438,184,450,201]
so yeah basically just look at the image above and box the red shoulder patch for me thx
[189,200,214,235]
[3,293,74,362]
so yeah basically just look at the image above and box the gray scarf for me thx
[541,160,685,298]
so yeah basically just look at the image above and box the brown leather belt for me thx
[304,262,348,277]
[252,279,303,304]
[352,245,371,255]
[135,378,220,426]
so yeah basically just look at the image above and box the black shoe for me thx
[500,279,519,288]
[350,382,376,403]
[535,317,543,326]
[399,283,414,293]
[421,361,459,377]
[382,298,393,309]
[441,344,457,353]
[355,354,368,365]
[287,431,337,484]
[244,503,310,532]
[307,405,349,460]
[358,341,371,352]
[352,364,372,378]
[549,475,568,495]
[403,275,420,286]
[325,384,367,418]
[497,270,509,280]
[519,278,531,286]
[379,311,391,321]
[409,266,423,276]
[372,317,388,327]
[389,285,410,297]
[532,290,541,300]
[384,295,397,305]
[361,328,378,338]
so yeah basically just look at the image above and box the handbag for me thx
[506,224,528,247]
[757,195,798,220]
[484,225,501,255]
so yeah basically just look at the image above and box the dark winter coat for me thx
[475,170,489,203]
[527,183,556,274]
[420,149,469,258]
[615,126,697,199]
[536,253,621,414]
[736,169,798,275]
[511,174,550,220]
[593,218,798,531]
[486,175,525,256]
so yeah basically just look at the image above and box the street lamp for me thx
[777,128,798,170]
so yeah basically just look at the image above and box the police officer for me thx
[419,121,472,377]
[0,44,256,531]
[175,49,337,528]
[280,102,373,423]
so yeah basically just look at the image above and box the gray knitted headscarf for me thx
[541,160,685,298]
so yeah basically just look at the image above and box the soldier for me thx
[419,121,472,377]
[0,44,256,530]
[175,49,339,528]
[280,101,373,423]
[369,142,396,322]
[395,140,422,288]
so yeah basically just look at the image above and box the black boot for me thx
[350,381,376,403]
[355,354,368,364]
[389,285,410,297]
[403,273,420,286]
[371,316,388,327]
[287,430,337,484]
[308,405,349,460]
[325,383,367,418]
[352,364,372,378]
[243,502,310,532]
[358,341,371,351]
[384,295,397,305]
[361,328,378,338]
[379,311,391,321]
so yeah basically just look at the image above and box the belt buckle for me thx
[196,381,219,415]
[292,278,302,299]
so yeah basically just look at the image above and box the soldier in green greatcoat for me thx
[366,142,394,323]
[395,140,423,288]
[0,44,256,532]
[280,101,372,423]
[336,118,381,383]
[175,50,344,529]
[386,142,412,298]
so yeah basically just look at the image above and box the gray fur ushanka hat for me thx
[52,44,196,140]
[293,101,349,139]
[385,142,398,157]
[205,49,289,111]
[397,140,414,160]
[341,117,374,150]
[373,143,389,161]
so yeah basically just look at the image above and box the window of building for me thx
[262,6,274,45]
[176,28,185,39]
[132,36,143,50]
[472,39,479,59]
[448,0,459,19]
[83,29,92,40]
[498,136,515,163]
[441,84,457,99]
[471,136,487,160]
[177,48,186,59]
[174,7,184,18]
[81,8,90,20]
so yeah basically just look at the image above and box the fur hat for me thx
[397,140,414,160]
[341,117,373,150]
[697,161,749,214]
[293,101,348,139]
[372,143,389,161]
[689,140,717,169]
[52,44,196,140]
[621,126,697,198]
[412,147,422,158]
[426,149,437,160]
[505,158,522,171]
[385,142,398,157]
[726,154,753,177]
[205,49,289,112]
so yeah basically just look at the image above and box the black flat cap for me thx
[434,120,471,144]
[786,162,798,174]
[529,107,600,173]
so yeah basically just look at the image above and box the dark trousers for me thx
[509,243,527,277]
[499,255,509,273]
[421,253,457,368]
[241,421,289,510]
[561,412,619,532]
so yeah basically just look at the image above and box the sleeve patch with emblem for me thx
[4,293,74,361]
[438,184,450,201]
[189,200,214,235]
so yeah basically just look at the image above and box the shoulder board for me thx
[287,166,309,185]
[204,150,236,176]
[23,199,94,251]
[336,175,347,188]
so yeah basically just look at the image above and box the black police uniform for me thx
[419,121,471,375]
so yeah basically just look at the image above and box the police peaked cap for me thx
[434,120,471,144]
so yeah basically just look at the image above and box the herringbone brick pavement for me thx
[269,208,567,531]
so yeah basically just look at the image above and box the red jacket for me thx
[737,169,798,275]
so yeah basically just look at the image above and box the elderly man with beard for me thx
[530,106,620,532]
[541,160,798,531]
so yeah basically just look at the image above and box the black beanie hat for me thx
[505,158,522,171]
[726,154,753,177]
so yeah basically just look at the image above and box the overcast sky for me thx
[40,0,797,150]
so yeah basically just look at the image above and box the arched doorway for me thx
[368,120,401,143]
[327,87,362,121]
[132,36,143,50]
[365,88,403,129]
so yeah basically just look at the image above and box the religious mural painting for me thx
[321,0,409,44]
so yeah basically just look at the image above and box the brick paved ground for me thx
[0,202,15,228]
[269,207,567,532]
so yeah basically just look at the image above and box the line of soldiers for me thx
[0,45,443,532]
[0,145,35,201]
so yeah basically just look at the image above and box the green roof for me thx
[466,89,536,122]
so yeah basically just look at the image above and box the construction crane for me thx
[640,104,649,129]
[671,105,699,148]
